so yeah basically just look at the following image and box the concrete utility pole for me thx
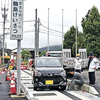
[35,9,38,57]
[62,9,64,66]
[76,10,77,56]
[1,6,8,64]
[48,8,49,52]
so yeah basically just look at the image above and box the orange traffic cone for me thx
[6,70,11,81]
[9,77,16,94]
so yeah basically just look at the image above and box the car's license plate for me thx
[45,80,53,84]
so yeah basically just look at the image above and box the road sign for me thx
[10,0,24,40]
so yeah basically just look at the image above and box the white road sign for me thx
[10,0,24,40]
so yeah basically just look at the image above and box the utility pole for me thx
[37,18,40,55]
[1,6,8,64]
[35,9,38,57]
[75,10,77,56]
[48,8,49,52]
[62,9,64,66]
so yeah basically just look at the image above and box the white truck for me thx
[46,49,88,74]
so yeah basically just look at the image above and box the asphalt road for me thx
[0,72,27,100]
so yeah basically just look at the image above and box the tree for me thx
[63,26,84,57]
[39,51,47,57]
[81,6,100,57]
[63,26,76,56]
[21,49,32,60]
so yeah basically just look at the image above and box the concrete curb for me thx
[67,79,99,95]
[82,84,99,95]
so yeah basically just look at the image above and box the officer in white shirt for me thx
[88,52,99,86]
[74,54,82,73]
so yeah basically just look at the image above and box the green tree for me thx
[63,26,84,56]
[21,49,32,60]
[63,26,75,56]
[39,51,47,57]
[81,6,100,57]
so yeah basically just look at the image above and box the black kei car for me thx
[32,57,67,90]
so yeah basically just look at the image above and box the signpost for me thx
[10,0,23,40]
[10,0,24,95]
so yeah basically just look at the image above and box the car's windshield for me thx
[36,58,61,67]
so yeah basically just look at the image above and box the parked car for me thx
[32,57,67,90]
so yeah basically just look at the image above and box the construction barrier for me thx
[12,73,15,81]
[16,65,28,70]
[0,71,5,74]
[21,65,27,70]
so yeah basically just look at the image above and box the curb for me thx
[82,84,99,95]
[67,79,99,95]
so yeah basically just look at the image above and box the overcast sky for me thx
[0,0,100,50]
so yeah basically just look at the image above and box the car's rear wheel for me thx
[61,86,66,90]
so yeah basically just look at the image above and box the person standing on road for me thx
[74,54,82,73]
[88,52,99,86]
[67,72,84,90]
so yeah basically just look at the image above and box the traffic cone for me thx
[6,70,11,81]
[9,77,16,94]
[4,68,7,71]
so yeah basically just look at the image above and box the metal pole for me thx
[37,18,40,55]
[17,40,21,95]
[76,10,77,56]
[48,8,49,52]
[62,9,64,66]
[2,7,6,64]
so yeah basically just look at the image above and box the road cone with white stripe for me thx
[9,77,16,94]
[6,70,11,81]
[4,68,7,71]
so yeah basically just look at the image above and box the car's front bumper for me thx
[34,76,67,88]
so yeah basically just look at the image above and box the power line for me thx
[0,20,35,23]
[41,20,69,27]
[40,23,63,33]
[39,28,62,36]
[39,30,62,37]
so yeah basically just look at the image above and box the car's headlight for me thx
[60,71,66,77]
[35,71,42,76]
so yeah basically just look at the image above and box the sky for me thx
[0,0,100,50]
